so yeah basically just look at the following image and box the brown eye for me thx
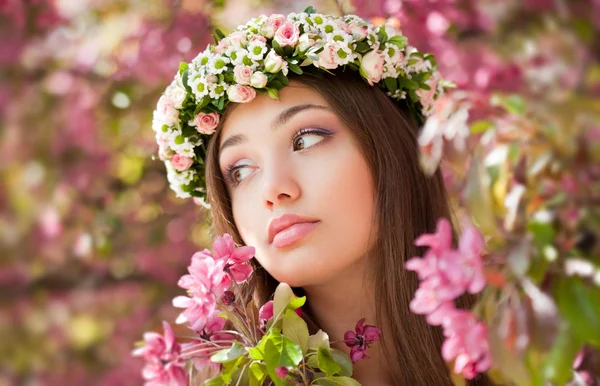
[293,133,324,151]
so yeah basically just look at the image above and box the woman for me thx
[153,8,494,385]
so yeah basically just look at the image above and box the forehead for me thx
[219,81,330,144]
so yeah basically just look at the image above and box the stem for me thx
[226,273,260,345]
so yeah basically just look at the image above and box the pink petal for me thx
[362,325,381,342]
[259,300,274,321]
[425,301,457,326]
[172,296,192,308]
[162,321,175,352]
[230,245,255,263]
[442,336,461,362]
[343,330,357,346]
[229,263,253,283]
[354,318,366,335]
[212,234,235,260]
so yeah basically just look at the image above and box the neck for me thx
[302,259,395,386]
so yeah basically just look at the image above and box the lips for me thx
[267,213,320,248]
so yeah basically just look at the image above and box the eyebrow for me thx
[219,103,329,153]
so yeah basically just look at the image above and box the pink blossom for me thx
[406,218,486,314]
[258,299,302,329]
[274,21,300,47]
[182,311,234,373]
[258,300,274,329]
[210,234,255,283]
[173,256,231,330]
[233,65,253,85]
[275,366,289,378]
[343,318,382,363]
[226,84,256,103]
[441,310,492,379]
[132,321,187,386]
[189,112,219,135]
[170,154,194,171]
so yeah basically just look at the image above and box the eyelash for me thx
[223,127,333,187]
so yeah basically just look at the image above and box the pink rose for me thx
[171,154,194,171]
[189,112,220,135]
[156,95,179,126]
[274,21,300,47]
[349,22,368,40]
[268,14,286,31]
[227,84,256,103]
[250,35,267,45]
[416,72,441,109]
[226,31,247,48]
[233,65,253,85]
[316,44,338,70]
[359,49,385,85]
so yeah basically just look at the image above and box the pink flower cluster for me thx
[172,234,254,331]
[406,218,491,379]
[132,321,186,386]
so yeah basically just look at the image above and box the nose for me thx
[261,160,300,210]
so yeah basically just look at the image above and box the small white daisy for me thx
[207,54,230,74]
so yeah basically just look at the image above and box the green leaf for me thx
[215,28,226,40]
[317,347,341,377]
[527,220,556,248]
[263,330,303,385]
[267,88,279,100]
[288,62,303,75]
[221,356,248,383]
[398,77,420,90]
[273,283,306,323]
[282,309,309,354]
[304,5,316,14]
[387,35,408,48]
[542,323,583,386]
[330,349,353,377]
[210,341,247,363]
[249,361,267,386]
[272,39,285,56]
[491,93,526,115]
[202,375,226,386]
[314,376,361,386]
[354,41,371,54]
[178,62,188,75]
[555,277,600,346]
[384,77,397,95]
[470,120,494,134]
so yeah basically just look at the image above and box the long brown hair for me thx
[204,70,493,385]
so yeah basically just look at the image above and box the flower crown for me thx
[152,6,449,206]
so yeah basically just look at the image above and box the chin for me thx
[255,244,336,288]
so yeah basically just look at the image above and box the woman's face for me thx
[218,82,376,287]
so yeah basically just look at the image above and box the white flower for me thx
[208,54,230,74]
[189,74,209,100]
[250,71,268,88]
[247,39,267,61]
[332,42,355,66]
[298,33,316,52]
[165,82,187,109]
[264,50,285,73]
[208,81,227,99]
[192,50,210,69]
[320,21,338,36]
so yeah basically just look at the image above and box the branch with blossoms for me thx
[408,88,600,385]
[133,234,381,386]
